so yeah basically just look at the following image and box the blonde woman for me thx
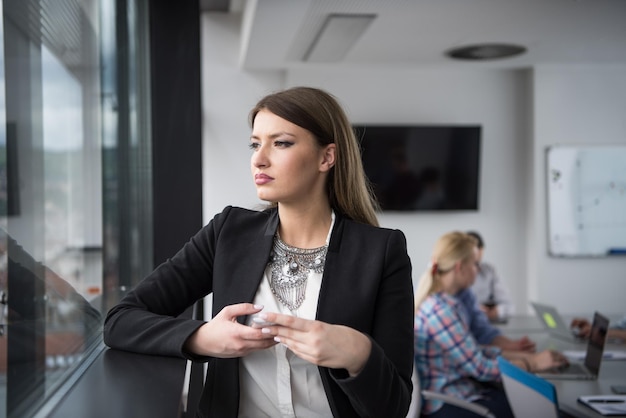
[104,87,414,417]
[414,232,567,418]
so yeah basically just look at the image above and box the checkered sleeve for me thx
[415,294,504,414]
[428,300,501,382]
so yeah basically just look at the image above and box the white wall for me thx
[201,12,284,219]
[201,12,626,316]
[528,65,626,315]
[286,67,532,315]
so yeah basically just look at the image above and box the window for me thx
[0,0,152,416]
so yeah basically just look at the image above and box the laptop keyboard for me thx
[552,362,587,374]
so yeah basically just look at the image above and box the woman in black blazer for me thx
[104,87,414,417]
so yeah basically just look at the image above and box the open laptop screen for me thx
[584,312,610,375]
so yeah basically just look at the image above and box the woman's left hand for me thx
[257,312,371,377]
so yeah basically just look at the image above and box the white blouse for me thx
[238,215,335,418]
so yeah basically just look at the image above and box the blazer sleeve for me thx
[103,207,230,358]
[328,228,414,418]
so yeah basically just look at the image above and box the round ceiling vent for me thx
[445,43,527,60]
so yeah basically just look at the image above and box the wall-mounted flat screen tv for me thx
[354,125,481,211]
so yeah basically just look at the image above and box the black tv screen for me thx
[355,125,481,211]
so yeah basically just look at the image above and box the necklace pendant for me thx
[269,234,329,312]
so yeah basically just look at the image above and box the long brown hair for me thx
[249,86,380,226]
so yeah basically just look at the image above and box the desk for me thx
[552,361,626,418]
[499,315,626,418]
[495,314,547,334]
[43,343,188,418]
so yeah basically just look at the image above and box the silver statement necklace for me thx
[268,212,334,312]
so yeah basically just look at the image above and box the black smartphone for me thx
[611,385,626,395]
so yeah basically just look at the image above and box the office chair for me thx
[406,367,496,418]
[497,357,560,418]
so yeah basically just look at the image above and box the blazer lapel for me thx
[315,213,345,324]
[216,209,279,322]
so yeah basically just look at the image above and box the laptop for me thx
[531,301,586,343]
[536,311,610,380]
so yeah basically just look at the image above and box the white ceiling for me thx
[234,0,626,70]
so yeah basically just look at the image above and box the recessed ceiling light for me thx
[445,43,527,61]
[304,14,377,62]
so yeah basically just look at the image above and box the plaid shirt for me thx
[414,292,502,414]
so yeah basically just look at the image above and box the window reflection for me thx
[1,229,101,415]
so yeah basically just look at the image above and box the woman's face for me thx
[250,110,335,205]
[456,246,479,290]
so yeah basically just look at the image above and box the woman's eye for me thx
[274,141,294,148]
[249,142,260,150]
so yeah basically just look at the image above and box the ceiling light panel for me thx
[304,13,376,62]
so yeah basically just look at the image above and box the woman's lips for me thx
[255,173,273,185]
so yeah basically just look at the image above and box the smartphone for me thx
[250,316,276,328]
[611,385,626,395]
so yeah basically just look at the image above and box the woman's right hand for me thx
[529,350,569,372]
[183,303,278,358]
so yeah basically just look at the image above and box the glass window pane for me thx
[0,0,104,415]
[0,0,153,415]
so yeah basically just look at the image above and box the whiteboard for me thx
[546,145,626,257]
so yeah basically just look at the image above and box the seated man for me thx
[457,287,535,352]
[467,231,515,322]
[571,315,626,342]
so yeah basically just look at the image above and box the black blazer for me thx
[104,206,414,417]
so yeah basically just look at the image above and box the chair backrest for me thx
[497,357,560,418]
[408,365,495,418]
